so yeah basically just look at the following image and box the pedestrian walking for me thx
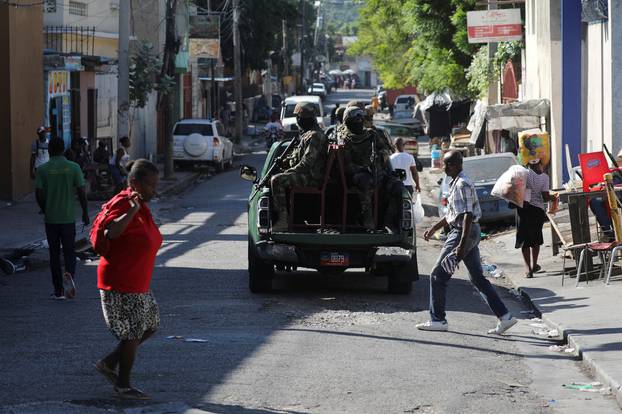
[515,158,552,278]
[109,136,131,194]
[35,137,89,300]
[30,126,49,179]
[417,150,517,334]
[95,159,162,400]
[390,138,420,195]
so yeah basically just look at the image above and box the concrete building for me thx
[0,2,45,200]
[524,0,619,187]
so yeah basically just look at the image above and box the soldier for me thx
[341,106,402,231]
[365,104,395,153]
[327,106,347,144]
[270,103,328,232]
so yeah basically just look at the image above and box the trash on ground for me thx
[529,322,548,329]
[562,382,612,394]
[508,288,522,298]
[165,335,208,343]
[530,317,542,323]
[548,345,575,353]
[533,328,560,338]
[480,232,489,240]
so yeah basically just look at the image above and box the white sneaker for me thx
[488,315,518,335]
[416,320,448,331]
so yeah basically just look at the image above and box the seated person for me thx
[270,103,328,232]
[341,106,402,231]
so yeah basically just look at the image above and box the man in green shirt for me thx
[35,138,89,300]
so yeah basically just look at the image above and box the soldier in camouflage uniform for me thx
[270,103,328,232]
[364,104,395,153]
[327,106,346,144]
[341,106,403,231]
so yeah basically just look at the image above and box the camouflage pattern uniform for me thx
[271,103,328,231]
[342,108,402,231]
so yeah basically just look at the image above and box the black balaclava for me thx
[297,116,316,132]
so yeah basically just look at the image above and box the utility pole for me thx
[158,0,179,179]
[233,0,243,142]
[117,0,130,140]
[487,0,499,105]
[282,20,288,77]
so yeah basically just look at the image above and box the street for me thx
[1,108,619,412]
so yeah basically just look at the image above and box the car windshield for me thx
[282,103,321,118]
[173,123,213,136]
[463,156,516,183]
[379,124,417,137]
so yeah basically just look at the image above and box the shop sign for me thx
[189,38,220,60]
[48,70,70,97]
[467,9,522,43]
[189,13,220,39]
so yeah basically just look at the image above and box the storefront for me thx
[44,69,72,148]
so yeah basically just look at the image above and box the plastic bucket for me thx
[431,149,442,169]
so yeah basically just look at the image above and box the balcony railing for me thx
[45,25,96,56]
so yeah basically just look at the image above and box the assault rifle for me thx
[251,134,301,198]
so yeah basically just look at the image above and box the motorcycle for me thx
[264,128,283,150]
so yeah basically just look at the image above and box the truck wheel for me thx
[388,264,413,294]
[248,241,274,293]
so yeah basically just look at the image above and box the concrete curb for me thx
[508,279,622,408]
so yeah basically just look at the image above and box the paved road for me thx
[1,93,619,413]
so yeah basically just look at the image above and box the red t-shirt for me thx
[97,188,163,293]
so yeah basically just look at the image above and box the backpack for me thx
[89,194,127,256]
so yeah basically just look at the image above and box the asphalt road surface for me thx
[0,92,619,413]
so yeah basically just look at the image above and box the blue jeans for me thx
[429,223,509,322]
[45,223,76,296]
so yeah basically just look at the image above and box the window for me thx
[173,123,214,136]
[69,1,88,16]
[45,0,57,13]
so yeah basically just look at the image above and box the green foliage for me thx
[465,41,522,98]
[129,42,160,108]
[351,0,491,96]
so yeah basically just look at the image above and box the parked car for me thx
[391,110,421,126]
[307,83,327,100]
[172,119,234,171]
[394,94,418,112]
[280,95,326,133]
[376,121,425,157]
[438,152,518,223]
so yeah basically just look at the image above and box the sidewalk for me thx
[481,225,622,408]
[0,167,203,252]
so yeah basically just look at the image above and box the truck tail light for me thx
[257,196,270,233]
[213,137,220,147]
[402,199,413,230]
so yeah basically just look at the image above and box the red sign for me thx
[467,9,523,43]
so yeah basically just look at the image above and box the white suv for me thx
[280,95,325,132]
[172,119,234,171]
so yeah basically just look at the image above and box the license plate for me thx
[320,252,349,266]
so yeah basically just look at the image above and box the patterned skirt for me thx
[100,290,160,340]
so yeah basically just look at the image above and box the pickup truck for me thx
[240,139,419,294]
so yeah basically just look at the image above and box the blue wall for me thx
[561,0,582,182]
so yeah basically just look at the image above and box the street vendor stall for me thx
[468,99,550,156]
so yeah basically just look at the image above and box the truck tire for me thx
[248,240,274,293]
[388,264,413,294]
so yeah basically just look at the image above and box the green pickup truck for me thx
[240,140,419,294]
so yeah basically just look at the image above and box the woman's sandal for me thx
[525,271,533,279]
[533,264,542,273]
[94,361,118,385]
[114,386,150,400]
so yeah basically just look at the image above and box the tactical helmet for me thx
[343,106,365,123]
[335,106,346,119]
[293,102,316,119]
[364,105,375,117]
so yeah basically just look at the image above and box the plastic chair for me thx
[578,152,610,192]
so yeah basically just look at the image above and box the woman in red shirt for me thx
[94,159,162,400]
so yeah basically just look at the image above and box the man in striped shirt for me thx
[417,150,517,334]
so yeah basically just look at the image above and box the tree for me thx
[129,41,160,138]
[350,0,479,96]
